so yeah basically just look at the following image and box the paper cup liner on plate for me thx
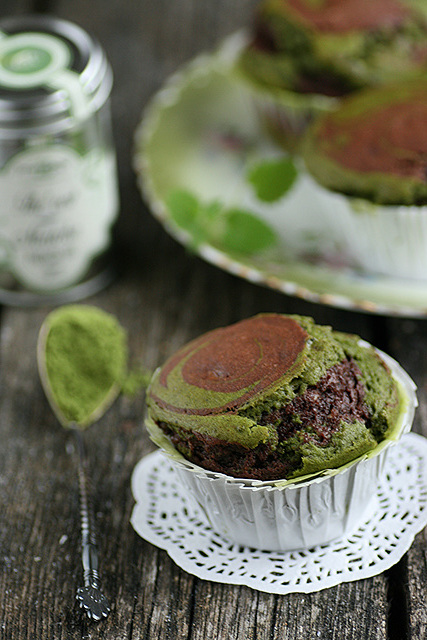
[312,185,427,280]
[234,65,339,153]
[249,87,340,153]
[234,44,340,153]
[145,348,417,552]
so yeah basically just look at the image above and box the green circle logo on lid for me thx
[0,32,71,88]
[2,46,53,74]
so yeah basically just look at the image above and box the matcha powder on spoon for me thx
[40,305,128,428]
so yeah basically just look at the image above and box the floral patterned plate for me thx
[134,33,427,317]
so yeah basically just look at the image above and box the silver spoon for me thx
[73,426,111,620]
[37,306,127,621]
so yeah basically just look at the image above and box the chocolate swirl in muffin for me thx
[303,81,427,204]
[147,314,400,480]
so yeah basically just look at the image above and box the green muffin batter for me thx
[303,80,427,205]
[147,314,401,480]
[239,0,427,95]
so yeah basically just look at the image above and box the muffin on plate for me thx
[145,314,416,550]
[238,0,427,149]
[302,79,427,279]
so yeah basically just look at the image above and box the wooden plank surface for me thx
[384,318,427,639]
[1,1,427,639]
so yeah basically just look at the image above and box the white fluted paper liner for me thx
[144,348,417,551]
[310,183,427,280]
[131,433,427,594]
[246,84,339,152]
[234,33,339,151]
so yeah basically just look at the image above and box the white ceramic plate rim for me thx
[134,32,427,317]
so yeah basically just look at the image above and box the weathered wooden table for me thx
[2,1,427,638]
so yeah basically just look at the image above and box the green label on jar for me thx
[0,31,92,120]
[0,32,71,87]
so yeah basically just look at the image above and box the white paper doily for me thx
[131,433,427,594]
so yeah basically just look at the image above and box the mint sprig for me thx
[166,188,277,255]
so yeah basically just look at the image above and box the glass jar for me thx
[0,15,119,305]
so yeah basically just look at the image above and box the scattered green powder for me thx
[122,367,153,398]
[43,305,128,427]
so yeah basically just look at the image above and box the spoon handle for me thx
[74,429,110,621]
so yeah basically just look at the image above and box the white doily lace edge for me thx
[130,432,427,595]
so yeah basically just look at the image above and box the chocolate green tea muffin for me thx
[302,80,427,205]
[147,314,401,481]
[239,0,427,96]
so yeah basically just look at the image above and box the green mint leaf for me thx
[166,189,199,231]
[247,156,298,203]
[202,200,223,222]
[220,208,277,254]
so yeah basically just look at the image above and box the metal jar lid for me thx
[0,15,113,136]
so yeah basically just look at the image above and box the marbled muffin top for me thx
[239,0,427,95]
[264,0,412,34]
[148,315,308,447]
[303,81,427,204]
[147,314,401,480]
